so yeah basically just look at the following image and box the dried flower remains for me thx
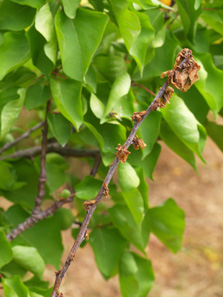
[161,48,200,93]
[131,111,146,122]
[132,135,147,150]
[115,144,130,163]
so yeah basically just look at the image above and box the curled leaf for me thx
[161,48,200,93]
[115,144,130,163]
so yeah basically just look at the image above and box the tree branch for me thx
[51,54,190,297]
[0,121,45,155]
[131,82,156,96]
[0,143,100,161]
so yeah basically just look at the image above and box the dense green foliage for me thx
[0,0,223,296]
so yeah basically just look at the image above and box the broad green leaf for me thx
[201,10,223,35]
[0,67,36,89]
[161,95,206,160]
[122,189,144,227]
[27,25,54,75]
[195,53,223,114]
[4,205,64,269]
[90,93,105,120]
[205,121,223,152]
[129,142,161,180]
[146,198,185,253]
[1,88,26,140]
[175,0,202,41]
[10,0,45,8]
[0,162,17,190]
[0,261,27,278]
[50,77,83,129]
[12,246,45,278]
[84,121,104,149]
[160,120,197,170]
[3,275,29,297]
[118,162,140,192]
[61,0,80,19]
[24,276,49,289]
[129,11,154,74]
[1,160,39,209]
[140,111,162,158]
[142,31,178,80]
[35,3,57,65]
[135,167,149,210]
[93,55,126,82]
[0,1,35,31]
[101,72,131,123]
[119,252,154,297]
[55,9,108,81]
[25,84,50,110]
[0,31,30,80]
[112,91,135,120]
[47,113,71,146]
[109,205,145,252]
[53,208,74,230]
[0,231,13,268]
[46,154,68,194]
[89,227,127,279]
[75,175,102,200]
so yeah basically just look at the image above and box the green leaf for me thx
[90,93,105,120]
[10,0,45,9]
[75,175,102,200]
[53,208,74,230]
[195,53,223,114]
[27,25,54,76]
[1,88,26,140]
[0,261,27,278]
[35,3,57,65]
[109,205,145,252]
[50,77,83,129]
[1,160,39,209]
[47,113,71,146]
[0,231,13,268]
[84,121,104,149]
[46,154,68,194]
[205,121,223,152]
[201,10,223,35]
[0,1,35,31]
[89,227,127,279]
[55,9,108,81]
[93,55,126,82]
[12,246,45,278]
[135,167,149,210]
[140,111,162,158]
[160,120,197,170]
[25,84,50,110]
[119,252,154,297]
[118,162,140,192]
[175,0,202,41]
[61,0,80,19]
[0,31,30,80]
[129,11,154,75]
[3,275,29,297]
[101,72,131,123]
[4,205,63,269]
[160,95,206,161]
[146,198,185,253]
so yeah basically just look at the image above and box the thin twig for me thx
[6,195,74,242]
[0,121,44,155]
[131,83,156,96]
[51,57,188,297]
[90,154,102,177]
[0,143,100,161]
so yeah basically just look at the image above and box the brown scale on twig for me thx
[103,182,109,198]
[131,111,146,122]
[161,48,200,93]
[115,144,130,163]
[132,135,147,150]
[85,230,89,241]
[158,86,174,108]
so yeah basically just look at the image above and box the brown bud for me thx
[115,144,130,163]
[131,111,146,122]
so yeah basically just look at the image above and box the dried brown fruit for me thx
[132,136,147,150]
[161,48,200,93]
[131,111,146,122]
[115,144,130,163]
[159,86,174,108]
